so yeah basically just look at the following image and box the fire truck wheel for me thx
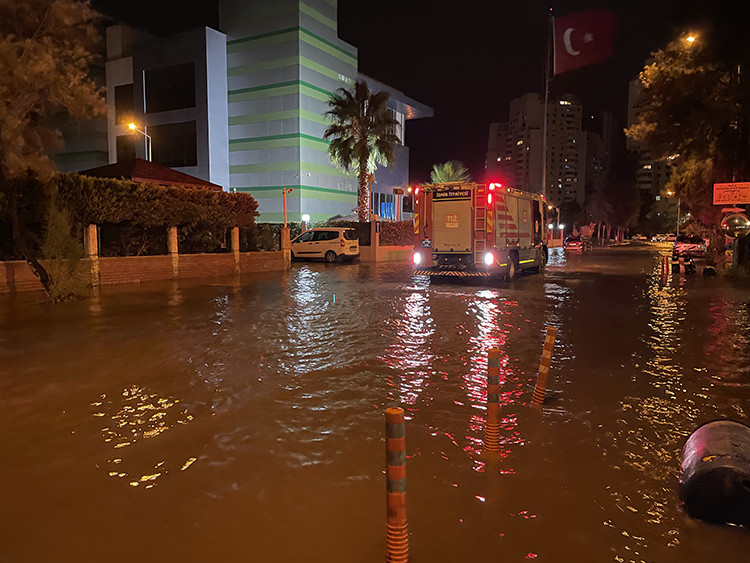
[505,255,518,281]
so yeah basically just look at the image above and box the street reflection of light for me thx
[644,268,684,387]
[92,386,196,488]
[704,300,750,402]
[380,288,435,406]
[460,292,525,471]
[605,260,699,530]
[286,267,338,375]
[545,247,566,267]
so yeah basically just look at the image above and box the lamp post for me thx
[282,188,294,228]
[128,122,152,162]
[667,191,681,237]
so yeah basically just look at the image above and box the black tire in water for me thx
[325,250,337,263]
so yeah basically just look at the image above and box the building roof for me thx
[79,158,223,191]
[359,74,434,120]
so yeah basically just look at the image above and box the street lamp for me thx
[282,188,294,228]
[128,122,152,162]
[667,191,681,236]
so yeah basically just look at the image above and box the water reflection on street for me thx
[1,245,749,562]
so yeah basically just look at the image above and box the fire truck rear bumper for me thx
[413,269,492,277]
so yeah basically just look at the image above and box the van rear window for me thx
[343,230,358,241]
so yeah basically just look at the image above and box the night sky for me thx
[92,0,744,183]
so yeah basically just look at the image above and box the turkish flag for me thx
[553,10,617,76]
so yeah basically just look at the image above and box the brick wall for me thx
[99,255,174,285]
[0,251,287,294]
[1,261,48,293]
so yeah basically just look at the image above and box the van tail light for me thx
[341,239,346,247]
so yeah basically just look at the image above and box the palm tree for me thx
[324,80,401,222]
[430,160,472,183]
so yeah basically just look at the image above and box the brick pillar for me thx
[280,226,291,269]
[84,224,100,287]
[231,226,240,274]
[167,226,179,278]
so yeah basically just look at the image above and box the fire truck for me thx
[412,182,548,281]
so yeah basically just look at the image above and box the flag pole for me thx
[541,9,553,202]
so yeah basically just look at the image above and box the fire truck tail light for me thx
[413,252,423,265]
[484,252,494,266]
[487,192,493,205]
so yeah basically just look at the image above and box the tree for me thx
[0,0,105,299]
[429,160,471,183]
[625,29,749,256]
[585,187,613,243]
[324,80,401,222]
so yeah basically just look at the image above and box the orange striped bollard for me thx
[385,407,409,562]
[483,348,501,452]
[531,326,557,406]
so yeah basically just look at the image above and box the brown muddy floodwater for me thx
[1,245,750,562]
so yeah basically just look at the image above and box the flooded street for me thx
[2,245,750,562]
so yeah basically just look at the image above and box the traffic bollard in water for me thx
[680,419,750,528]
[531,326,557,406]
[483,348,502,452]
[385,407,409,562]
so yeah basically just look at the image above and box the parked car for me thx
[651,233,669,242]
[290,227,359,263]
[563,235,584,250]
[632,234,648,241]
[665,234,677,242]
[674,235,706,257]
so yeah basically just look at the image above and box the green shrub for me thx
[1,173,261,258]
[380,220,414,246]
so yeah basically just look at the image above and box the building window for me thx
[116,135,136,162]
[114,84,134,122]
[145,62,196,114]
[150,121,197,168]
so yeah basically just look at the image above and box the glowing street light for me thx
[128,122,152,162]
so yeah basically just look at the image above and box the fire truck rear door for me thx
[431,188,473,252]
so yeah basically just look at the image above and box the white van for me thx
[290,227,359,263]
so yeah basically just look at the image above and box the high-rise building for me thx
[486,92,587,208]
[53,0,432,223]
[627,78,674,222]
[585,111,615,192]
